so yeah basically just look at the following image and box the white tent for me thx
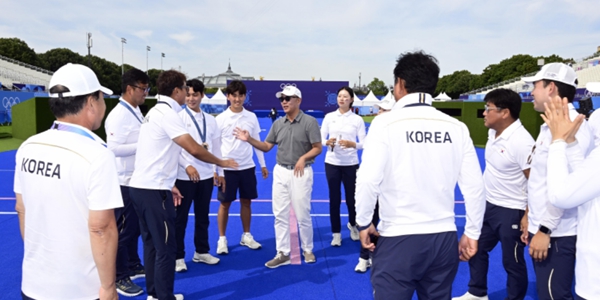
[434,92,452,101]
[361,91,381,106]
[207,88,227,105]
[381,90,394,102]
[353,95,363,107]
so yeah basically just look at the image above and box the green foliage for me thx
[147,69,162,96]
[437,54,572,96]
[0,38,39,66]
[205,87,220,95]
[367,78,389,96]
[436,70,476,99]
[37,48,85,71]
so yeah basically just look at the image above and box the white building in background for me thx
[197,63,254,88]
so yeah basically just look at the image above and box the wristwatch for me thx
[539,225,552,235]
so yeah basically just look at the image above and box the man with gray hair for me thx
[15,63,121,300]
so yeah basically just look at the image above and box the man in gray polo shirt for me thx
[234,85,322,268]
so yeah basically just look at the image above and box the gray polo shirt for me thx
[265,111,321,165]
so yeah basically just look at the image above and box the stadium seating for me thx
[0,55,52,90]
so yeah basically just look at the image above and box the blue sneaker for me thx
[116,277,143,297]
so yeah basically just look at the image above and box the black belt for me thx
[278,163,311,170]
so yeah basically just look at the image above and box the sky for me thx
[1,0,599,88]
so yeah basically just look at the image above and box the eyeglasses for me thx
[180,85,189,92]
[130,85,150,93]
[483,105,504,113]
[279,96,298,102]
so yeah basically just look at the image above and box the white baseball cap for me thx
[586,82,600,93]
[275,85,302,99]
[374,97,395,111]
[48,63,112,97]
[521,63,577,88]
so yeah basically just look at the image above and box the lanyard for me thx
[51,121,106,147]
[119,100,142,123]
[185,107,207,143]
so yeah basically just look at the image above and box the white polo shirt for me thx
[483,119,534,210]
[177,106,222,181]
[215,107,266,175]
[105,97,144,186]
[587,109,600,147]
[355,93,485,239]
[320,109,366,166]
[547,142,600,299]
[527,103,593,236]
[129,95,189,190]
[14,122,123,300]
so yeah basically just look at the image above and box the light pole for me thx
[161,53,165,70]
[86,33,93,67]
[146,46,151,74]
[121,38,127,75]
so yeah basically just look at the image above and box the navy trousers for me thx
[371,231,458,300]
[467,202,527,299]
[325,163,358,232]
[130,187,177,300]
[528,233,576,300]
[115,185,142,281]
[174,178,214,259]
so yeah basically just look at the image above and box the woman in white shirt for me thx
[321,87,366,248]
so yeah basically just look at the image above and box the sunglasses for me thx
[279,96,298,102]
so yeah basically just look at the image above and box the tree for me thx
[367,78,388,96]
[37,48,85,72]
[0,38,40,66]
[436,70,476,99]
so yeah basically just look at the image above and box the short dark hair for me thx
[484,88,522,120]
[122,68,149,94]
[48,85,100,118]
[337,86,355,108]
[225,80,246,95]
[393,51,440,95]
[542,79,578,103]
[187,79,205,94]
[157,70,186,97]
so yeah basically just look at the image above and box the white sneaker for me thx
[354,257,371,273]
[331,233,342,246]
[193,252,220,265]
[452,292,489,300]
[348,222,360,241]
[147,294,184,300]
[240,233,262,249]
[217,238,228,254]
[175,259,187,272]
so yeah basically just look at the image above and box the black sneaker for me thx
[116,277,143,297]
[129,263,145,280]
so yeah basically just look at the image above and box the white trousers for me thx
[272,164,314,255]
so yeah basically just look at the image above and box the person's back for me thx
[355,51,484,300]
[362,101,478,236]
[16,128,121,299]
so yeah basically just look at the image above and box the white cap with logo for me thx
[48,63,113,97]
[275,85,302,99]
[586,82,600,93]
[374,97,395,111]
[521,62,577,88]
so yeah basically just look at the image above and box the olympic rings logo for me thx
[2,97,20,110]
[279,83,297,89]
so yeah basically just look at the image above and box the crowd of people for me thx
[12,52,600,300]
